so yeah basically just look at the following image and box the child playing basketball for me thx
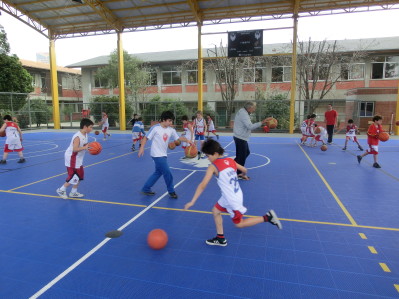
[0,115,25,164]
[343,119,363,151]
[206,114,219,140]
[180,115,194,158]
[310,124,327,147]
[184,139,282,246]
[357,115,383,168]
[300,114,316,145]
[138,111,192,199]
[193,110,207,159]
[56,118,94,199]
[99,112,111,140]
[131,116,145,151]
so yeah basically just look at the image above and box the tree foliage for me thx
[256,90,292,130]
[89,95,133,127]
[22,98,51,127]
[0,28,10,55]
[141,95,189,125]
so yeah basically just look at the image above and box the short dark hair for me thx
[372,115,382,122]
[181,115,188,121]
[3,115,12,121]
[306,115,311,119]
[137,117,142,121]
[314,123,318,127]
[348,119,354,123]
[160,111,175,121]
[80,118,94,129]
[201,139,224,156]
[310,114,316,118]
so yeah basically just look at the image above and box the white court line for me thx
[29,170,197,299]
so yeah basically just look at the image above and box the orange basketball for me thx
[0,131,5,137]
[174,139,181,146]
[265,117,278,129]
[321,145,328,151]
[263,126,270,133]
[94,130,100,135]
[168,142,176,150]
[378,132,390,142]
[88,141,102,155]
[184,144,198,158]
[395,120,399,126]
[147,229,168,250]
[314,127,321,134]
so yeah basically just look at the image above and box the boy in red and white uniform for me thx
[342,119,363,151]
[0,115,25,164]
[310,124,327,147]
[206,114,219,140]
[184,139,282,247]
[357,115,383,168]
[99,112,111,140]
[193,110,207,159]
[300,114,316,145]
[180,115,194,150]
[56,118,94,199]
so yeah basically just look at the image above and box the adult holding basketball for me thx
[233,101,269,180]
[324,104,338,144]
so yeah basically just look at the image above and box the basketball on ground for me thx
[94,130,100,135]
[185,144,198,158]
[0,131,5,137]
[378,132,390,142]
[174,139,181,146]
[314,127,321,134]
[321,145,328,151]
[88,141,102,155]
[147,229,168,250]
[168,142,176,150]
[265,117,278,129]
[396,120,399,126]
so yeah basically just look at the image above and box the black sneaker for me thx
[266,210,282,229]
[373,162,381,168]
[131,145,135,151]
[358,146,364,151]
[206,237,227,247]
[342,147,346,150]
[197,151,201,160]
[17,158,26,163]
[141,191,155,196]
[217,135,219,140]
[357,155,362,164]
[169,192,178,199]
[0,160,6,164]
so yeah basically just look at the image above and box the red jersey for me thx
[324,110,337,125]
[367,123,382,146]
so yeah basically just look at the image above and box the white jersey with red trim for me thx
[101,114,109,129]
[213,157,245,213]
[207,119,215,131]
[346,124,357,137]
[5,122,23,150]
[181,122,192,147]
[194,118,205,135]
[64,131,88,168]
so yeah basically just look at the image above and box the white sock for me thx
[60,186,66,191]
[71,188,78,193]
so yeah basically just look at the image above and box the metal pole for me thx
[289,0,299,134]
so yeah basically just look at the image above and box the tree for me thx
[95,49,150,112]
[23,98,51,127]
[205,42,267,124]
[0,27,33,112]
[89,95,133,127]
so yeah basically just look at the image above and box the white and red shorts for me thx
[214,194,247,224]
[4,143,23,152]
[132,132,144,142]
[367,144,378,155]
[102,127,108,133]
[66,166,84,184]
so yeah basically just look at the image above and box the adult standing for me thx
[324,104,338,144]
[233,101,268,180]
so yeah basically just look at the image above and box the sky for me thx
[1,7,399,67]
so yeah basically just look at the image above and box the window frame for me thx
[271,66,292,83]
[371,56,399,80]
[186,69,206,85]
[161,66,182,85]
[359,101,375,117]
[340,63,365,81]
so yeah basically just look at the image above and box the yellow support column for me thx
[117,32,126,130]
[197,23,203,111]
[289,0,299,134]
[49,34,60,129]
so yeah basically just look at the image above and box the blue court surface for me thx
[0,131,398,298]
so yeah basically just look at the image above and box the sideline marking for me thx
[394,284,399,293]
[368,246,377,254]
[379,263,391,272]
[2,189,399,232]
[298,143,357,226]
[29,170,197,299]
[359,233,367,239]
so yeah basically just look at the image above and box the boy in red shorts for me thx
[357,115,383,168]
[0,115,25,164]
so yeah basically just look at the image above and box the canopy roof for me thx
[1,0,398,39]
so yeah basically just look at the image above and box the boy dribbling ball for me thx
[184,139,282,247]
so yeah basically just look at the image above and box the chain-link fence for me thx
[1,92,364,132]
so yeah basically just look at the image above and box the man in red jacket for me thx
[324,104,338,144]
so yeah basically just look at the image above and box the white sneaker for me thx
[69,191,84,198]
[266,210,282,230]
[56,188,68,199]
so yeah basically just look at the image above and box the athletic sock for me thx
[263,215,269,222]
[71,188,78,193]
[217,234,225,239]
[60,186,66,191]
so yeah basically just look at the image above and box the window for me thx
[359,102,374,117]
[371,56,399,79]
[187,69,206,84]
[243,67,266,83]
[161,66,181,85]
[341,63,365,80]
[271,66,291,82]
[93,70,105,88]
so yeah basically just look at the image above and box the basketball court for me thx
[0,131,398,298]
